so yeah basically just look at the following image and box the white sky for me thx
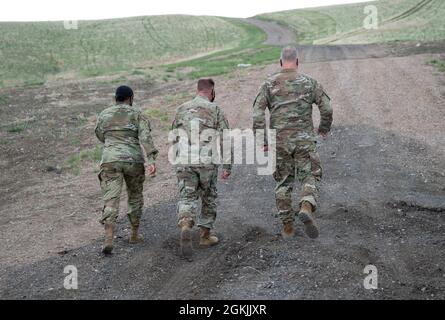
[0,0,372,21]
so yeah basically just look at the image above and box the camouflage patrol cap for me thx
[115,85,134,102]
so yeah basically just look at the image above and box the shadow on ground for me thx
[1,124,444,300]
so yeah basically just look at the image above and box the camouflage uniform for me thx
[172,96,231,230]
[253,70,333,223]
[95,104,158,227]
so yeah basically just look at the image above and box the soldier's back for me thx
[173,96,221,168]
[175,96,219,131]
[266,70,319,141]
[97,104,145,164]
[99,104,140,132]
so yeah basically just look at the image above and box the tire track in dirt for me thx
[243,17,394,62]
[387,0,434,23]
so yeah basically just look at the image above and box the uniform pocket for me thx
[309,152,322,180]
[99,164,120,187]
[99,165,124,201]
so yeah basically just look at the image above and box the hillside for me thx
[257,0,445,44]
[1,0,445,88]
[0,16,260,87]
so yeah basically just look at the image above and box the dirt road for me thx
[245,18,296,46]
[245,17,445,63]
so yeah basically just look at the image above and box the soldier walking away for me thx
[253,46,333,240]
[95,85,158,254]
[172,79,232,258]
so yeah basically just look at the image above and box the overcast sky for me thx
[0,0,372,21]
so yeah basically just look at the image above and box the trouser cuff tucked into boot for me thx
[178,216,194,229]
[129,226,144,244]
[100,207,119,225]
[299,197,317,212]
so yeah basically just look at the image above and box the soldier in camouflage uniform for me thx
[253,46,333,239]
[95,86,158,254]
[172,79,232,258]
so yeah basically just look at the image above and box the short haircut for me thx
[197,78,215,92]
[281,46,299,62]
[115,85,134,102]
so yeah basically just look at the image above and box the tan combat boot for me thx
[299,202,319,239]
[129,225,144,244]
[282,221,295,240]
[102,223,115,254]
[179,218,194,258]
[199,227,219,247]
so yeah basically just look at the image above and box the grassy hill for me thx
[1,0,445,88]
[0,15,260,87]
[257,0,445,44]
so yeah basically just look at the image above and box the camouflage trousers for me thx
[273,141,322,224]
[176,166,218,230]
[98,162,145,227]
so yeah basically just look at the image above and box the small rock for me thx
[57,250,70,255]
[46,165,62,174]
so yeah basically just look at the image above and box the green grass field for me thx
[0,15,252,87]
[257,0,445,44]
[428,58,445,72]
[1,0,445,88]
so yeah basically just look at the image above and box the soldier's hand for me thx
[318,129,328,139]
[221,169,231,180]
[147,164,157,176]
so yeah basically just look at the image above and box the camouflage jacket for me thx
[253,69,333,145]
[172,95,232,171]
[95,104,158,165]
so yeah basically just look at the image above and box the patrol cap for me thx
[115,85,134,102]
